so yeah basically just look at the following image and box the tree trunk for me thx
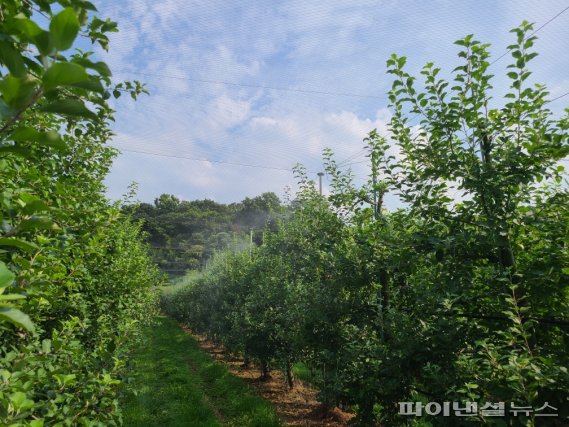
[242,353,250,368]
[379,268,390,342]
[260,359,271,380]
[285,359,294,389]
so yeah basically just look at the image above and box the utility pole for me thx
[371,148,379,221]
[370,145,384,340]
[249,228,253,260]
[317,172,324,196]
[372,173,379,220]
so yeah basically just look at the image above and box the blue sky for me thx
[90,0,569,207]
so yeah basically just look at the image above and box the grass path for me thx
[121,316,280,427]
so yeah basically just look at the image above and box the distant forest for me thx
[124,192,284,274]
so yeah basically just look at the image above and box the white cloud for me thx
[93,0,569,208]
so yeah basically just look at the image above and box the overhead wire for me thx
[114,84,568,177]
[117,71,387,100]
[489,4,569,66]
[106,1,398,100]
[336,147,369,166]
[108,81,366,167]
[110,123,332,172]
[102,1,569,189]
[406,3,569,127]
[112,146,318,173]
[549,90,569,103]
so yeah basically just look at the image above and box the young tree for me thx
[1,1,160,425]
[385,21,569,424]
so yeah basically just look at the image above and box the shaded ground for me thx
[184,327,355,427]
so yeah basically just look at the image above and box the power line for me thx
[405,5,569,127]
[549,90,569,103]
[490,4,569,66]
[344,158,370,167]
[109,91,356,166]
[118,70,386,99]
[337,147,368,166]
[113,87,567,174]
[112,146,318,173]
[111,5,569,164]
[107,3,569,181]
[107,113,329,167]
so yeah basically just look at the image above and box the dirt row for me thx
[181,326,354,427]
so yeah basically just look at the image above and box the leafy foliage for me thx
[125,192,284,275]
[0,1,161,425]
[162,23,569,426]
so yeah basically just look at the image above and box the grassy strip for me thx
[292,362,321,385]
[121,316,222,426]
[121,316,280,427]
[179,327,281,427]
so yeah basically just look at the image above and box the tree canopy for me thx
[125,192,285,274]
[162,22,569,426]
[1,1,161,425]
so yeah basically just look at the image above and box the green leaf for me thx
[33,30,53,56]
[43,62,89,91]
[9,391,27,407]
[21,199,50,215]
[9,391,35,411]
[54,373,76,386]
[0,238,39,252]
[72,58,112,76]
[11,127,65,150]
[69,76,105,93]
[49,8,80,51]
[0,98,14,120]
[0,307,34,331]
[0,262,15,289]
[101,20,118,33]
[19,216,59,232]
[0,144,32,158]
[82,1,98,11]
[40,99,96,119]
[0,40,27,77]
[0,75,38,109]
[0,294,26,301]
[9,15,43,39]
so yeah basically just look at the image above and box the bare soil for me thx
[180,326,355,427]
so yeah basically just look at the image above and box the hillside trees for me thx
[0,1,161,425]
[162,23,568,426]
[126,192,285,274]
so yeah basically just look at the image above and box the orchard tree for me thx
[0,0,146,329]
[1,1,161,425]
[384,21,569,424]
[160,21,569,426]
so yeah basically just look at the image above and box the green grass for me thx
[292,361,322,385]
[121,316,280,427]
